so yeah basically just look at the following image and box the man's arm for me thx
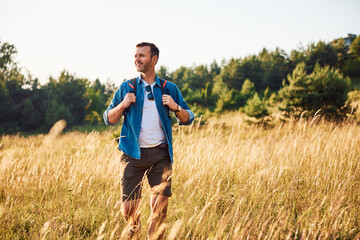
[162,94,189,123]
[161,82,194,125]
[107,93,136,125]
[174,107,189,123]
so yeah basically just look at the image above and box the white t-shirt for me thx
[139,81,166,148]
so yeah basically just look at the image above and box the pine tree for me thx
[244,93,269,119]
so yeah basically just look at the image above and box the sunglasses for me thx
[145,85,154,101]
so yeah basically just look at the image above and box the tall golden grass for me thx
[0,114,359,239]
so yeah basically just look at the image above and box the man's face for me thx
[134,46,156,73]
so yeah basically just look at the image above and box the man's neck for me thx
[141,71,156,85]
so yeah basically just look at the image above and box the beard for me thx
[135,61,151,73]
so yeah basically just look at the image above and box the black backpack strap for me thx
[159,78,168,95]
[159,78,171,117]
[124,78,137,118]
[128,78,137,95]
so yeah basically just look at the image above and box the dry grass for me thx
[0,114,359,239]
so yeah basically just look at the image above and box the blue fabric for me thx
[103,75,194,163]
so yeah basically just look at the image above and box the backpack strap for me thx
[159,78,171,117]
[128,78,137,94]
[129,77,167,95]
[126,77,170,117]
[159,78,168,95]
[124,78,137,119]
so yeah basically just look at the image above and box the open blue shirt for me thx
[103,75,194,163]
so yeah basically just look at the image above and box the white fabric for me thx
[139,81,166,148]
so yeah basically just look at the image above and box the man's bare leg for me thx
[122,199,142,238]
[148,194,169,240]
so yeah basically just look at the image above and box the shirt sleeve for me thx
[172,84,194,125]
[103,82,126,126]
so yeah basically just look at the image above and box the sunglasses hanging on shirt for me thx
[145,85,154,101]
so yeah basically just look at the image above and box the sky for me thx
[1,0,359,85]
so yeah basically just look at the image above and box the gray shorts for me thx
[120,145,172,202]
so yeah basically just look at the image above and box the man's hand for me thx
[162,94,189,123]
[162,94,177,111]
[121,93,136,108]
[107,93,136,125]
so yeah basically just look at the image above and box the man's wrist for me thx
[174,104,182,112]
[119,101,130,110]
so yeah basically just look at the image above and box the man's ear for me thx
[152,55,158,65]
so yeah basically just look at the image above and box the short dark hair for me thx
[136,42,159,62]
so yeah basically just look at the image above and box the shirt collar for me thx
[138,74,160,87]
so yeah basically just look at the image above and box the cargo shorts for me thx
[120,144,172,202]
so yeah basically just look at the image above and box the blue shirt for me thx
[103,75,194,163]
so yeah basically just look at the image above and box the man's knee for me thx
[121,202,131,220]
[121,199,141,220]
[150,195,168,219]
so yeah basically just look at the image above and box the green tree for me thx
[349,35,360,56]
[240,79,255,98]
[279,62,351,118]
[86,79,106,110]
[0,41,33,133]
[44,71,89,128]
[244,92,269,119]
[186,82,216,108]
[218,58,244,90]
[241,56,265,90]
[342,57,360,79]
[310,64,351,116]
[20,98,41,130]
[215,89,245,113]
[331,38,348,67]
[171,66,189,91]
[209,60,221,77]
[259,48,290,90]
[306,41,338,73]
[0,41,17,74]
[84,78,116,125]
[191,64,212,90]
[278,62,310,117]
[45,98,73,127]
[289,45,308,72]
[156,65,171,80]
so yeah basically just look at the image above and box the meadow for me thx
[0,113,359,239]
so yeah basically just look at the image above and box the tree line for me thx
[157,35,359,121]
[1,34,359,134]
[0,41,116,134]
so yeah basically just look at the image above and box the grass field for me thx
[0,114,359,239]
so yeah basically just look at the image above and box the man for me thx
[103,42,194,239]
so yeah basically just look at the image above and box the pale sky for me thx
[1,0,359,85]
